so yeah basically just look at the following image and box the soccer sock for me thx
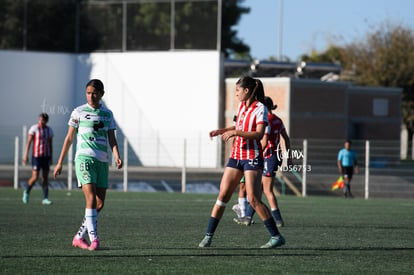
[245,204,255,218]
[238,197,247,217]
[85,208,98,241]
[272,209,282,221]
[206,217,220,236]
[25,184,33,193]
[75,217,88,240]
[264,217,280,237]
[42,187,49,199]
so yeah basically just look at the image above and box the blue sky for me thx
[236,0,414,61]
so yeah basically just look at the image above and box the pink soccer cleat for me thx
[72,236,89,250]
[88,238,100,251]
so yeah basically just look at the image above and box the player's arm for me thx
[22,134,34,165]
[337,153,343,174]
[209,126,235,138]
[222,123,265,142]
[108,129,123,169]
[53,126,76,179]
[260,133,268,150]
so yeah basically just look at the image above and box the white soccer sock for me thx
[75,217,88,240]
[238,197,247,217]
[85,208,98,242]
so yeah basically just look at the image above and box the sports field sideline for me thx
[0,188,413,274]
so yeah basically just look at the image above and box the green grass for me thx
[0,188,413,274]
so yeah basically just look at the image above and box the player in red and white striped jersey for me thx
[199,76,285,249]
[22,113,54,205]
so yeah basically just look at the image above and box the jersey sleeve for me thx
[265,123,271,136]
[28,124,37,136]
[49,127,54,138]
[68,108,80,128]
[337,150,343,161]
[108,110,116,130]
[257,104,268,125]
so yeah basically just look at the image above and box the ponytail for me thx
[236,76,265,104]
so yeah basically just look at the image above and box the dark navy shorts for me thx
[31,156,51,172]
[226,157,263,171]
[263,154,282,177]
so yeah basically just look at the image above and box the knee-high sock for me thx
[272,209,283,221]
[238,197,247,217]
[264,217,280,237]
[205,217,220,236]
[246,204,255,218]
[85,208,98,241]
[75,217,88,240]
[42,186,49,199]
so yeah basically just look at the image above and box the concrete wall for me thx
[222,77,402,158]
[290,79,402,141]
[0,50,221,167]
[347,86,402,140]
[223,77,291,158]
[0,50,77,130]
[291,80,348,139]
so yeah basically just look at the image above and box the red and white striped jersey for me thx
[263,113,285,159]
[28,123,53,157]
[231,100,268,160]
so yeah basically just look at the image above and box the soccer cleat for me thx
[198,235,212,248]
[88,238,100,251]
[275,219,285,228]
[232,204,241,218]
[42,198,52,205]
[233,216,252,226]
[22,191,29,204]
[72,236,89,250]
[260,235,285,249]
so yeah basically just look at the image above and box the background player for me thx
[22,113,53,205]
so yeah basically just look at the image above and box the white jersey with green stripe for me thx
[68,103,116,163]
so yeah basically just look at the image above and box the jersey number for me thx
[79,162,90,172]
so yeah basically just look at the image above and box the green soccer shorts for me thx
[75,156,109,188]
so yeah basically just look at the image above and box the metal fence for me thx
[2,126,414,198]
[11,0,221,52]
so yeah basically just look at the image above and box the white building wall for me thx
[0,50,221,167]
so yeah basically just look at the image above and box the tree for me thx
[0,0,251,57]
[221,0,250,58]
[342,22,414,136]
[302,22,414,137]
[300,45,345,65]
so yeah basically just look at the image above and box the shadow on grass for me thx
[2,246,413,259]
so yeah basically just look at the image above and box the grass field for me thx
[0,188,413,274]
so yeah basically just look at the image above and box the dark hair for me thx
[236,76,264,103]
[264,96,278,111]
[40,113,49,122]
[86,79,105,94]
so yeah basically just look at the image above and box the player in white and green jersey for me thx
[54,79,123,251]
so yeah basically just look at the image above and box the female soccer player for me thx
[198,76,285,249]
[234,95,292,227]
[22,113,54,205]
[53,79,123,251]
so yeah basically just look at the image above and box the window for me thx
[373,98,388,116]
